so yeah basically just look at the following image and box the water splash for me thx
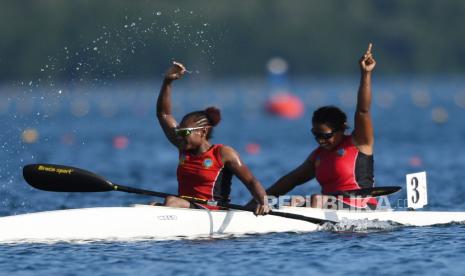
[321,218,402,233]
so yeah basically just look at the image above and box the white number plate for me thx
[406,171,428,209]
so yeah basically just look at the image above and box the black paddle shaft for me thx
[328,186,401,198]
[22,163,335,225]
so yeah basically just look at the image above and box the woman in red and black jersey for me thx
[156,62,270,215]
[265,43,378,210]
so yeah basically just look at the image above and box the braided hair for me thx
[181,107,221,139]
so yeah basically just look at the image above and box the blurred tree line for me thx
[1,0,465,81]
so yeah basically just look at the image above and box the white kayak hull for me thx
[1,205,465,243]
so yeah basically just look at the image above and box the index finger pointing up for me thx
[173,61,186,71]
[366,43,373,54]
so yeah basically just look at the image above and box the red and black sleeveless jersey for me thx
[310,135,377,207]
[177,144,232,209]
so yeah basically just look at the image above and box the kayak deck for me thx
[0,205,317,243]
[1,205,465,243]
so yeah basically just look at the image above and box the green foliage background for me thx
[1,0,464,80]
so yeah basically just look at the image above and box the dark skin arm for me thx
[221,146,270,215]
[266,154,315,196]
[156,62,186,148]
[246,154,315,207]
[353,43,376,155]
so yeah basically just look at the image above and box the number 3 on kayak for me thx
[406,172,428,209]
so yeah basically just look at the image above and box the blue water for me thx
[2,77,465,275]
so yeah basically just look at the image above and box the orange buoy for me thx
[266,93,304,119]
[113,135,129,149]
[61,133,76,145]
[409,156,423,167]
[245,143,261,155]
[22,128,39,144]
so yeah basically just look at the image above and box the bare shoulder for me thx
[220,145,239,159]
[219,145,241,164]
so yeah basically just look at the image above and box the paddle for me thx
[22,163,334,225]
[328,186,401,198]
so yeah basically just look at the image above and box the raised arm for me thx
[353,43,376,155]
[221,146,270,215]
[156,62,186,147]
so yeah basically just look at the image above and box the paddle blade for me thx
[23,164,114,192]
[330,186,401,198]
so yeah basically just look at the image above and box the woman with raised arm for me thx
[264,43,378,210]
[157,62,270,215]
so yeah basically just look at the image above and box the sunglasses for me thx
[311,129,339,140]
[174,126,206,137]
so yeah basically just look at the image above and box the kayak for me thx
[1,205,465,243]
[3,165,461,243]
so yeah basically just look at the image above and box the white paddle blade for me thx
[406,172,428,209]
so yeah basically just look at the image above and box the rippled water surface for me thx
[2,77,465,275]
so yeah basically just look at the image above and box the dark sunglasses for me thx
[174,127,206,137]
[311,129,339,140]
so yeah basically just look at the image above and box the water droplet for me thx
[93,47,98,51]
[156,11,162,16]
